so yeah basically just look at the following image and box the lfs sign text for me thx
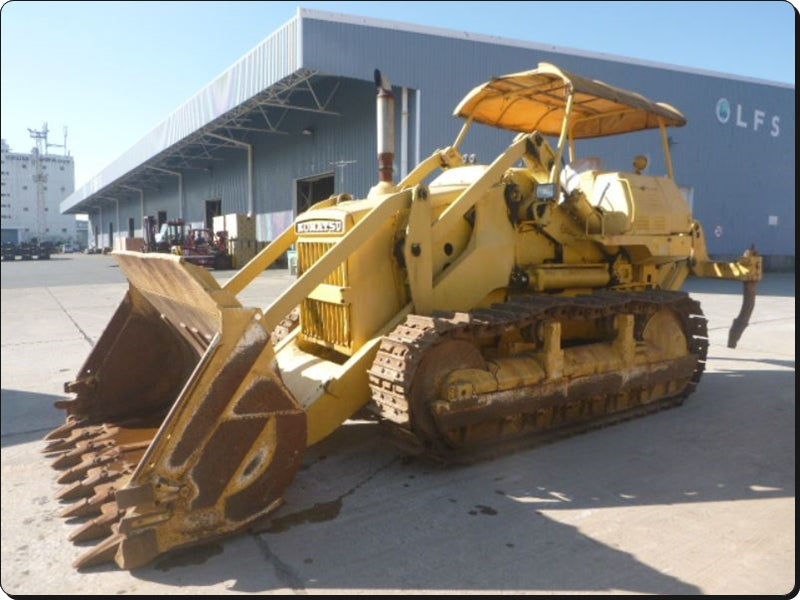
[716,98,780,137]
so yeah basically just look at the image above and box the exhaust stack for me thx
[374,69,395,184]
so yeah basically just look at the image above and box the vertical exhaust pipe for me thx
[374,69,395,184]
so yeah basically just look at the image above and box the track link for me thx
[368,290,708,462]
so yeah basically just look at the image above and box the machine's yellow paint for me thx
[47,62,762,571]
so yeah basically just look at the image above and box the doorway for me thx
[205,199,222,230]
[296,173,334,215]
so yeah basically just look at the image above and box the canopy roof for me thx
[454,62,686,138]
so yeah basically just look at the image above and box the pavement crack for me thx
[250,534,308,594]
[343,455,401,499]
[257,456,401,535]
[1,338,90,348]
[45,287,95,346]
[248,458,399,592]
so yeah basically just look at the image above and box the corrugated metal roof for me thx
[61,13,303,214]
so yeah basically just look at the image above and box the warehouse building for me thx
[60,8,794,268]
[2,135,77,245]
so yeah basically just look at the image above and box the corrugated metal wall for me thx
[300,16,794,260]
[87,12,794,262]
[251,78,385,212]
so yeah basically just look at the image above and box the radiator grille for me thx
[297,241,348,286]
[297,241,351,350]
[300,298,351,349]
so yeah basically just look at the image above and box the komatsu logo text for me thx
[296,219,344,234]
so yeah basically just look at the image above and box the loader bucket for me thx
[45,252,306,569]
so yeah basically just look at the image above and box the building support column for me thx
[121,185,145,236]
[401,87,409,180]
[206,133,254,217]
[114,199,119,247]
[414,88,421,167]
[147,166,184,220]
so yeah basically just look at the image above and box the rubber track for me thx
[367,290,708,462]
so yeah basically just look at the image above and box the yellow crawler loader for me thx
[44,63,762,570]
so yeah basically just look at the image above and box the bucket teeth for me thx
[81,466,126,490]
[60,498,97,519]
[73,445,148,482]
[43,418,84,441]
[73,532,124,570]
[60,481,122,519]
[43,436,81,455]
[50,451,86,471]
[69,519,113,543]
[43,425,113,455]
[52,427,148,520]
[56,454,102,484]
[68,504,122,543]
[57,466,128,502]
[51,439,117,470]
[55,447,124,483]
[55,479,96,502]
[51,435,152,474]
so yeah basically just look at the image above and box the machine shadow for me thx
[1,389,65,447]
[127,365,793,594]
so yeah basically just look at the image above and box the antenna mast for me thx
[27,122,49,154]
[48,126,69,156]
[27,124,49,240]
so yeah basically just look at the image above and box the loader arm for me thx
[45,186,427,569]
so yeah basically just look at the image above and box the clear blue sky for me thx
[1,0,795,190]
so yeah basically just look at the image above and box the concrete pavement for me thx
[1,254,795,595]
